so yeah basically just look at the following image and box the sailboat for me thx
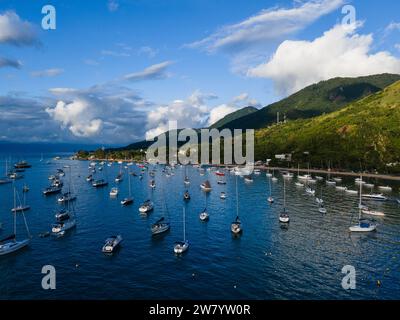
[152,186,170,235]
[200,180,212,192]
[109,187,119,197]
[57,168,76,203]
[51,173,77,236]
[317,187,327,213]
[231,175,242,234]
[0,188,31,255]
[174,207,189,254]
[102,235,123,254]
[121,169,133,206]
[279,178,290,223]
[184,166,190,185]
[115,164,123,183]
[11,187,30,213]
[40,153,43,162]
[139,200,154,214]
[183,190,191,201]
[326,161,336,185]
[0,159,12,185]
[199,192,209,221]
[349,175,377,232]
[267,175,274,203]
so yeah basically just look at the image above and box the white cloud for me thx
[248,23,400,95]
[395,44,400,52]
[124,61,174,82]
[0,57,21,69]
[101,49,130,57]
[0,11,38,46]
[31,68,64,77]
[138,46,158,58]
[46,85,149,142]
[145,91,260,139]
[385,22,400,34]
[187,0,343,53]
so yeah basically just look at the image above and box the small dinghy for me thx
[86,174,93,182]
[220,192,227,199]
[318,204,327,214]
[102,235,123,254]
[244,175,253,183]
[139,200,154,214]
[151,217,170,235]
[22,185,29,193]
[217,180,227,185]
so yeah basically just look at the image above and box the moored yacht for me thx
[139,200,154,214]
[102,235,123,253]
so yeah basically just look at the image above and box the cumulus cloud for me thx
[31,68,64,77]
[0,57,22,69]
[124,61,174,82]
[145,91,260,139]
[0,11,38,46]
[46,85,150,143]
[187,0,343,53]
[248,23,400,95]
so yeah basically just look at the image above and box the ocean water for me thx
[0,153,400,300]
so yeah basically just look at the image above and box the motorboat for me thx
[14,161,31,169]
[110,187,119,197]
[102,235,123,253]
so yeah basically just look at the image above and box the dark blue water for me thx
[0,153,400,300]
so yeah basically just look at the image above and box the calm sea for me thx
[0,151,399,300]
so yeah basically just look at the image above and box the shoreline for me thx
[77,158,400,181]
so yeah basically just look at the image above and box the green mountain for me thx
[255,80,400,172]
[210,106,258,129]
[219,73,400,130]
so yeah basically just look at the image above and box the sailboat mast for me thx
[183,207,186,242]
[359,174,363,221]
[128,168,131,197]
[13,187,17,236]
[236,175,239,218]
[283,178,286,209]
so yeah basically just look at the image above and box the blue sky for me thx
[0,0,400,145]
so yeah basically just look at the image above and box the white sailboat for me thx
[231,175,242,234]
[121,169,133,206]
[11,187,30,213]
[279,178,290,223]
[0,187,31,255]
[349,175,377,232]
[174,207,189,254]
[267,175,274,203]
[199,193,210,221]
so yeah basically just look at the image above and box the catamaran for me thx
[0,188,31,256]
[349,175,377,232]
[174,207,189,254]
